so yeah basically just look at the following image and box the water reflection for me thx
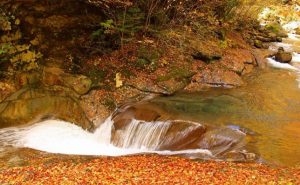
[149,68,300,166]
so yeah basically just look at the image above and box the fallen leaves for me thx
[0,154,299,184]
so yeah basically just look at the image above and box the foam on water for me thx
[292,52,300,63]
[0,118,212,157]
[266,58,298,71]
[283,21,300,33]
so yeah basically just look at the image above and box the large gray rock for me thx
[0,87,94,131]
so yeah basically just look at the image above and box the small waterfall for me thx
[113,120,171,149]
[93,116,113,144]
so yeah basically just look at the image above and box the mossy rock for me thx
[0,87,94,131]
[42,67,92,95]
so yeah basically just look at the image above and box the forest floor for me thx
[0,153,300,184]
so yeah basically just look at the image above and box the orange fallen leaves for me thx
[0,155,299,185]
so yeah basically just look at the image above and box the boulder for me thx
[42,66,92,95]
[197,127,246,156]
[187,67,244,89]
[158,120,206,150]
[112,106,161,129]
[0,87,94,131]
[296,27,300,35]
[254,40,263,48]
[275,47,292,63]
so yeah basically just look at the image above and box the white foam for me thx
[292,52,300,63]
[283,21,300,33]
[288,34,300,41]
[0,119,212,157]
[267,58,299,71]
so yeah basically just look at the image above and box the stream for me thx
[0,34,300,167]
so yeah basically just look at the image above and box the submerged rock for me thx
[0,87,94,131]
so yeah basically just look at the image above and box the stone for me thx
[158,120,206,150]
[15,71,41,88]
[296,28,300,35]
[275,47,292,63]
[42,66,92,95]
[112,105,161,131]
[276,31,288,38]
[197,127,246,156]
[63,75,92,95]
[276,37,283,42]
[254,40,263,48]
[0,87,94,131]
[187,67,244,89]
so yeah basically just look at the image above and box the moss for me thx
[135,58,151,69]
[86,69,108,85]
[265,22,284,34]
[0,12,42,73]
[134,46,161,70]
[157,67,194,82]
[137,46,161,63]
[102,98,116,111]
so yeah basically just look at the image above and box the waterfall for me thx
[113,120,171,149]
[93,116,113,145]
[0,117,213,157]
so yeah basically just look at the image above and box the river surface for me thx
[147,34,300,166]
[0,35,300,167]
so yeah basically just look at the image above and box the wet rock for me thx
[158,120,206,150]
[276,37,283,42]
[277,31,288,38]
[275,47,292,63]
[197,127,246,156]
[296,28,300,35]
[267,33,278,41]
[0,87,94,131]
[254,40,263,48]
[255,36,272,43]
[112,106,161,130]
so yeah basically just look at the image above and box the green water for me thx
[149,68,300,166]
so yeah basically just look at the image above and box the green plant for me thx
[157,67,193,82]
[134,46,161,70]
[91,7,145,52]
[0,11,43,73]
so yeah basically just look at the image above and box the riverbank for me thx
[0,0,282,128]
[0,153,299,184]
